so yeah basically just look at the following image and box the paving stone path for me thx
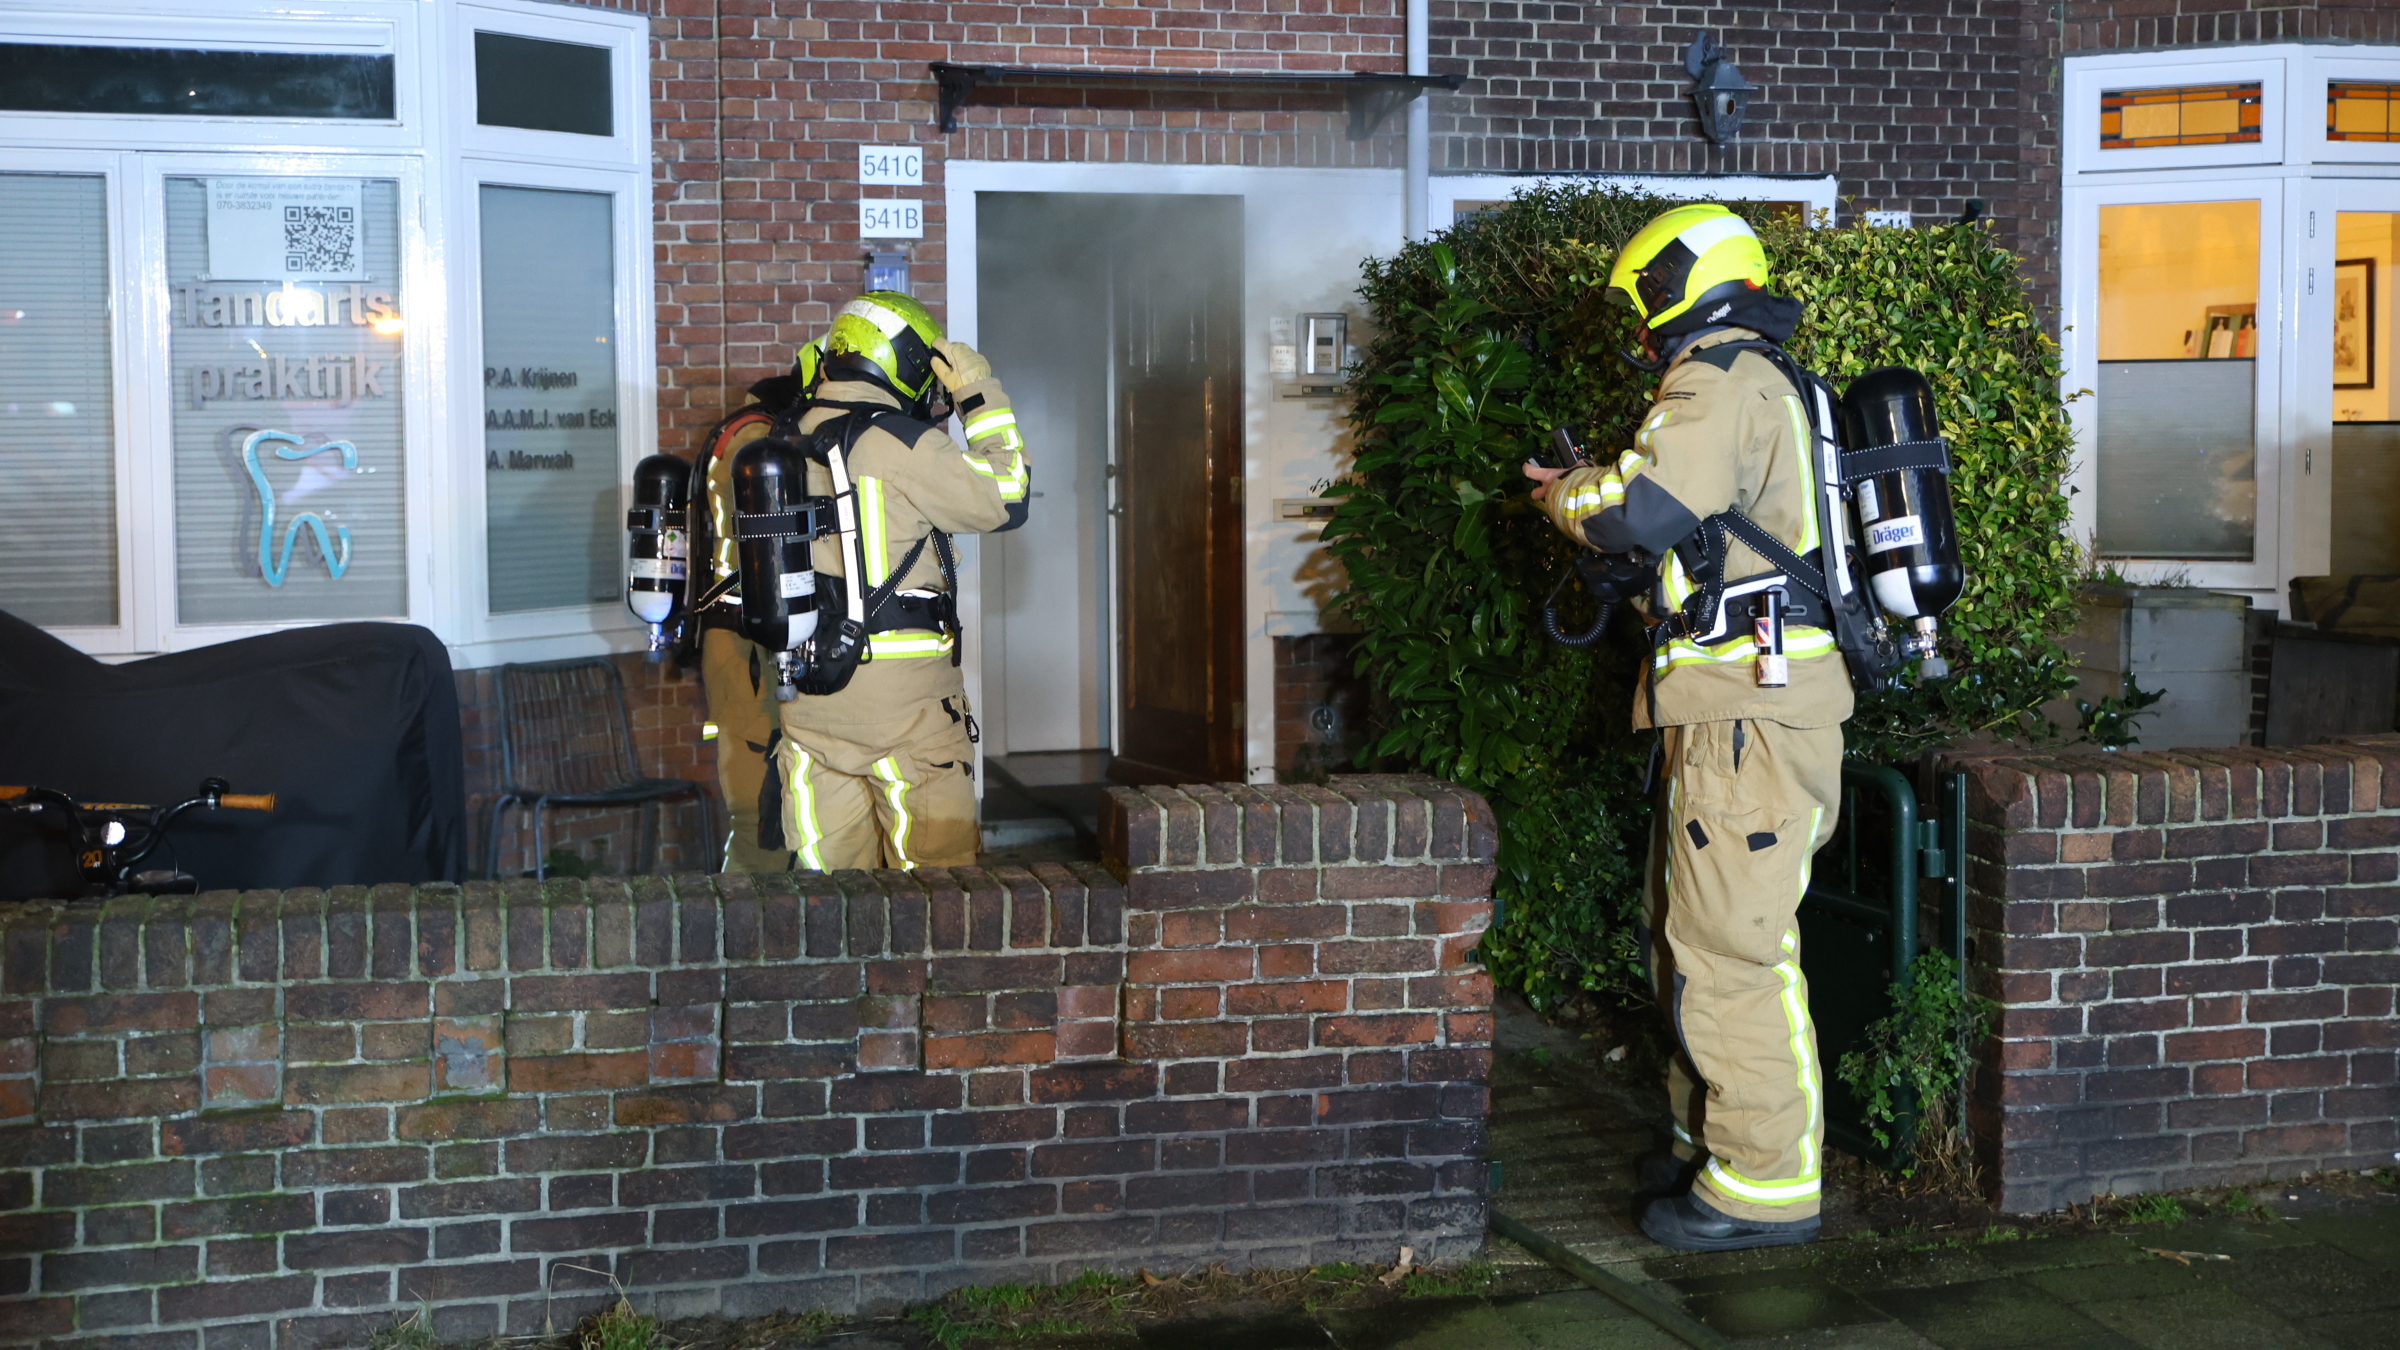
[1352,1000,2400,1349]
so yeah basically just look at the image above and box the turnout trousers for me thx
[1647,717,1843,1225]
[774,653,979,871]
[699,625,795,874]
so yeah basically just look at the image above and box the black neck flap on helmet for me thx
[822,350,938,421]
[1624,288,1805,372]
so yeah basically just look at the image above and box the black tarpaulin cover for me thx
[0,609,466,899]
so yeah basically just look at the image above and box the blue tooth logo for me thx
[242,428,356,586]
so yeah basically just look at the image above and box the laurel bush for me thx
[1323,185,2077,1006]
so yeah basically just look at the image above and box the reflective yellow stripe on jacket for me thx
[960,409,1029,502]
[1553,448,1648,532]
[1655,627,1838,672]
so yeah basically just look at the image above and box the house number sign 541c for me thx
[858,146,922,185]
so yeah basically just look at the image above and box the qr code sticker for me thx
[283,204,359,275]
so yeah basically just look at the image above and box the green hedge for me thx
[1322,186,2077,1007]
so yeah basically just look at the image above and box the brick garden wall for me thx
[0,776,1495,1349]
[1951,738,2400,1213]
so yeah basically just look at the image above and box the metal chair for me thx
[485,657,714,880]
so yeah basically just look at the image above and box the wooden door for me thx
[1112,197,1243,783]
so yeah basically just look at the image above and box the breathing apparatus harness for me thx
[1544,340,1961,697]
[729,395,963,701]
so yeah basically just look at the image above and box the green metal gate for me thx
[1798,760,1968,1162]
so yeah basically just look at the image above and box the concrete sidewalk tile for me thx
[2205,1242,2400,1318]
[1640,1239,1828,1283]
[2298,1309,2400,1350]
[1663,1268,1892,1340]
[2146,1215,2314,1254]
[1807,1241,2004,1292]
[2294,1213,2400,1273]
[2021,1255,2212,1303]
[1516,1317,1686,1350]
[1327,1291,1686,1350]
[1732,1325,1945,1350]
[1488,1289,1634,1327]
[2075,1286,2336,1350]
[1971,1231,2150,1274]
[1323,1297,1536,1350]
[1862,1276,2136,1350]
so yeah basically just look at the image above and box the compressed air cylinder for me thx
[625,455,690,647]
[730,436,819,656]
[1838,367,1964,626]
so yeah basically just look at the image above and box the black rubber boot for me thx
[1640,1192,1821,1252]
[1635,1150,1701,1198]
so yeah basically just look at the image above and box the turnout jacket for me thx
[795,375,1030,660]
[1541,328,1853,730]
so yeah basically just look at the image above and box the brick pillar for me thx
[1949,739,2400,1212]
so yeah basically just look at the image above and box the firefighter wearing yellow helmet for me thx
[766,292,1027,871]
[1524,204,1848,1252]
[690,341,824,871]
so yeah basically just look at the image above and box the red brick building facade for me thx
[474,0,2400,875]
[599,0,2400,450]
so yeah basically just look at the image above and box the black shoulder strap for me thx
[1662,339,1839,638]
[820,406,966,664]
[1717,511,1830,603]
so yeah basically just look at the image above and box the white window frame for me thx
[2060,175,2288,594]
[2291,177,2400,581]
[454,0,651,172]
[130,150,438,651]
[2065,54,2287,175]
[0,0,654,663]
[448,157,656,668]
[1429,173,1839,232]
[2305,56,2400,169]
[2063,44,2400,609]
[0,148,144,652]
[0,1,427,155]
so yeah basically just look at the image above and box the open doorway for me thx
[976,192,1245,812]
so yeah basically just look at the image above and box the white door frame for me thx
[945,161,1400,785]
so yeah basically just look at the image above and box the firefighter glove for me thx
[931,340,990,393]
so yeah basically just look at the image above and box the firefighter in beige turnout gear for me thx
[1526,205,1847,1252]
[691,353,817,872]
[773,294,1028,870]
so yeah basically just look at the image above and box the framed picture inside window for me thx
[2335,258,2375,389]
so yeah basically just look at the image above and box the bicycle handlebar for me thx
[216,793,277,812]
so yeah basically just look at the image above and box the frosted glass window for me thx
[0,174,116,627]
[480,185,620,613]
[167,177,408,622]
[2095,201,2259,560]
[2096,362,2256,560]
[2331,423,2400,575]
